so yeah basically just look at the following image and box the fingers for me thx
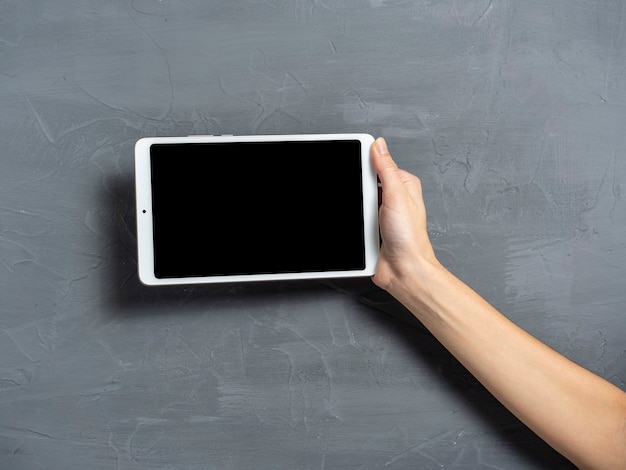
[371,137,424,207]
[397,168,424,207]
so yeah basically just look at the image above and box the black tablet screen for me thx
[150,140,365,278]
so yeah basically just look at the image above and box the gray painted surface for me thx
[1,1,624,468]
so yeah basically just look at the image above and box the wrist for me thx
[387,256,450,317]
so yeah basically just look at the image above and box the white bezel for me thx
[134,133,379,285]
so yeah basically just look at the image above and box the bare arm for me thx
[371,137,626,469]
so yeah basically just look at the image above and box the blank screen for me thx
[150,140,365,278]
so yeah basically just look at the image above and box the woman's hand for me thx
[370,137,440,302]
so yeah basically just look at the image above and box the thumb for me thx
[371,137,404,199]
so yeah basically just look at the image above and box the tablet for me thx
[134,133,379,285]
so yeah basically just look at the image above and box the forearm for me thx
[392,261,626,469]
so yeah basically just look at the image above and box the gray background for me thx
[1,1,625,468]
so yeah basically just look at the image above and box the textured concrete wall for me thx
[1,1,624,468]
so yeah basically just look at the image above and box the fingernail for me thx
[375,138,388,155]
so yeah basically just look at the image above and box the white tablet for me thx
[134,133,379,285]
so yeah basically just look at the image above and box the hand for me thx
[370,138,440,300]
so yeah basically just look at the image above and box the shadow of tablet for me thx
[99,176,376,316]
[101,175,574,468]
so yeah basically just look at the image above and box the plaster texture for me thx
[2,1,625,468]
